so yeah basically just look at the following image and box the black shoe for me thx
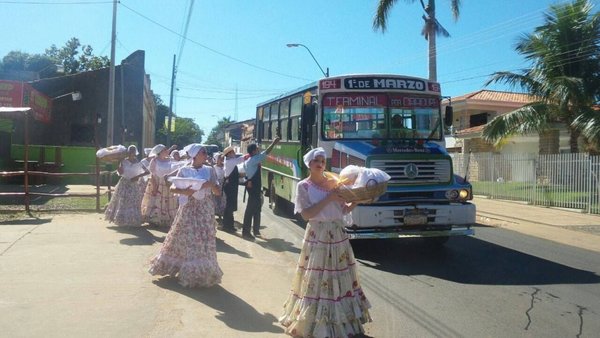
[221,226,236,233]
[242,232,255,240]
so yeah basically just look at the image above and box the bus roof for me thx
[256,81,317,107]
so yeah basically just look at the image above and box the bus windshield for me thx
[322,93,442,140]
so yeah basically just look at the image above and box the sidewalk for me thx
[0,213,297,337]
[474,196,600,253]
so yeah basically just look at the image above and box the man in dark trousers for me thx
[221,146,245,233]
[242,136,280,239]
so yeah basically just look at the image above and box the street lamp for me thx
[286,43,329,78]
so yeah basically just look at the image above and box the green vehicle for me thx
[255,74,475,242]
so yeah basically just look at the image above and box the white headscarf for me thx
[149,144,166,158]
[303,147,326,167]
[127,145,139,156]
[143,148,152,156]
[185,143,206,159]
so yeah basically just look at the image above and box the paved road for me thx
[264,200,600,337]
[1,190,599,337]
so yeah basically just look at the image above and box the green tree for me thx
[205,117,234,149]
[152,95,204,147]
[1,51,60,78]
[373,0,461,81]
[483,0,600,153]
[45,37,109,74]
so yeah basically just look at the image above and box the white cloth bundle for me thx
[339,165,363,186]
[354,168,391,188]
[96,145,126,159]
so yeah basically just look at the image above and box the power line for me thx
[119,1,312,82]
[0,1,111,3]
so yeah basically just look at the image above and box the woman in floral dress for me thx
[149,144,223,288]
[280,148,372,337]
[104,145,148,227]
[141,144,178,227]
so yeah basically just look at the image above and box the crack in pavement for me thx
[524,287,541,330]
[0,224,42,256]
[576,305,586,338]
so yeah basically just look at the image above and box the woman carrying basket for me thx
[279,147,372,337]
[148,144,223,287]
[104,145,148,227]
[141,144,179,227]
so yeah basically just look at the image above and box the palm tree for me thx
[483,0,600,153]
[373,0,461,81]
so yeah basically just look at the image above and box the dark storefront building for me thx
[23,50,155,148]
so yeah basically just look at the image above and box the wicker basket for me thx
[337,180,388,203]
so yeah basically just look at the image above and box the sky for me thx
[2,0,599,137]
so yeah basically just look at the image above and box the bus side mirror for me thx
[444,106,453,127]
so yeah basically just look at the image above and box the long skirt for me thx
[279,220,372,337]
[148,195,223,288]
[214,187,226,217]
[141,176,178,226]
[104,177,143,227]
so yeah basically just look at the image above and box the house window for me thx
[470,113,488,127]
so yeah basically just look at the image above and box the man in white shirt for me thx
[242,137,280,239]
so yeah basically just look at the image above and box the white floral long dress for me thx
[104,159,144,227]
[148,165,223,288]
[141,157,178,226]
[280,178,372,337]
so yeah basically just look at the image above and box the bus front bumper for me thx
[346,202,476,240]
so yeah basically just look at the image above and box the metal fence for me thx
[451,152,600,214]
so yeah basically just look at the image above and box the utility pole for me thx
[107,0,117,146]
[167,54,176,146]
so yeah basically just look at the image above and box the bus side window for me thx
[270,102,279,140]
[263,106,271,140]
[290,96,302,142]
[280,99,290,140]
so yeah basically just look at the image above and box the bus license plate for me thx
[404,212,428,226]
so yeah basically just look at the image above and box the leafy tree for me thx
[373,0,461,81]
[152,93,169,134]
[205,117,234,149]
[1,38,109,78]
[2,51,28,71]
[152,94,204,147]
[45,37,109,74]
[483,0,600,153]
[1,51,60,78]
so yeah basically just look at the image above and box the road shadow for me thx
[153,278,284,334]
[352,235,600,286]
[216,237,251,258]
[255,237,300,254]
[107,226,164,245]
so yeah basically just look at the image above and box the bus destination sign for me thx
[344,77,426,91]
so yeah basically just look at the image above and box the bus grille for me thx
[370,159,451,184]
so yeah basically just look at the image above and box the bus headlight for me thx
[459,189,470,200]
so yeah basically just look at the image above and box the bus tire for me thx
[269,179,283,214]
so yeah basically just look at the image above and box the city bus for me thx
[255,74,475,243]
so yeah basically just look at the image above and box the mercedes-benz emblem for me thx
[404,163,419,179]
